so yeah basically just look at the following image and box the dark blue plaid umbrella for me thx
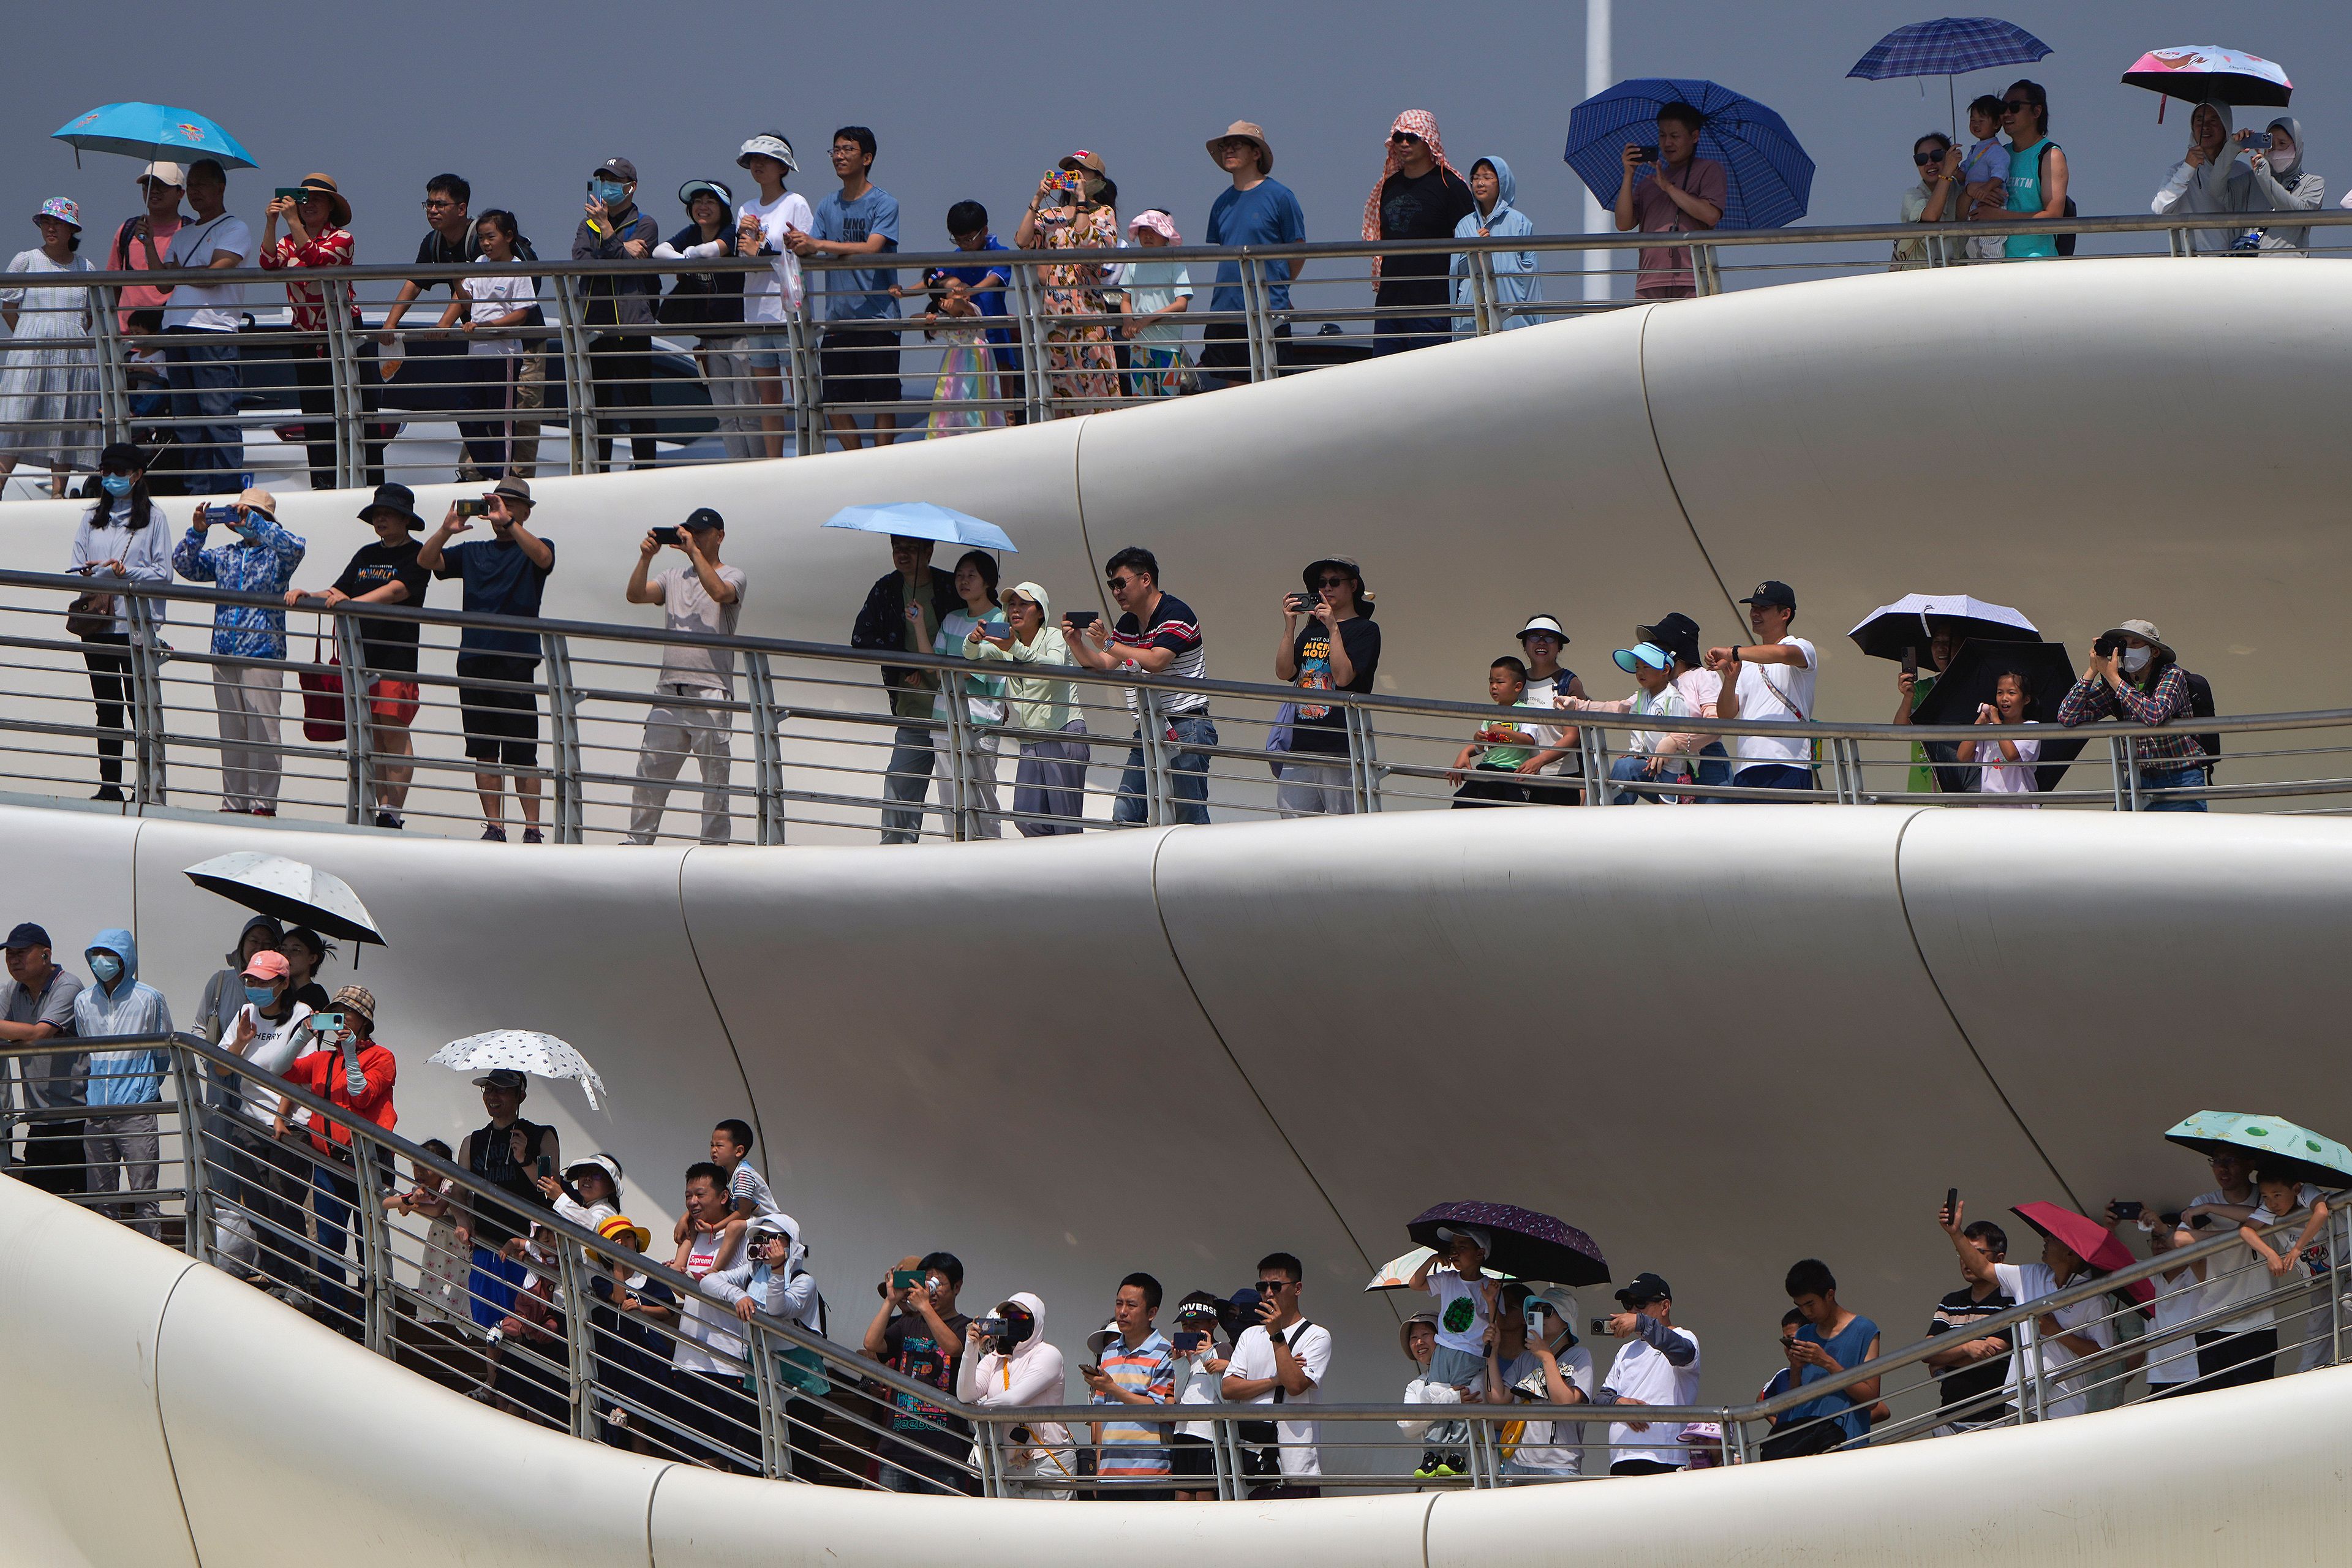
[1849,17,2051,80]
[1565,79,1813,232]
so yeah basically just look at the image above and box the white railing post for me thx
[127,594,168,806]
[350,1135,394,1355]
[550,276,595,477]
[745,650,788,845]
[331,611,372,826]
[943,686,976,842]
[1007,260,1050,426]
[321,277,361,489]
[1470,249,1499,336]
[1240,257,1270,382]
[1139,687,1170,827]
[167,1043,213,1262]
[554,1235,597,1441]
[540,630,584,843]
[90,284,132,450]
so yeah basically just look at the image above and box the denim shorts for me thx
[740,330,791,371]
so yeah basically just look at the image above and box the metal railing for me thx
[2,208,2343,495]
[8,1031,2345,1493]
[4,568,2351,840]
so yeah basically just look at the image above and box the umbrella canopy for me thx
[1848,593,2038,663]
[1566,79,1814,231]
[1365,1245,1518,1292]
[1907,638,2089,793]
[2165,1111,2352,1191]
[183,852,384,946]
[1406,1201,1609,1287]
[51,102,257,171]
[2011,1202,2155,1308]
[1849,17,2051,80]
[429,1030,608,1112]
[2122,47,2293,110]
[821,502,1017,554]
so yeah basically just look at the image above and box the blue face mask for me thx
[101,474,135,498]
[244,984,276,1006]
[594,181,630,208]
[89,952,123,986]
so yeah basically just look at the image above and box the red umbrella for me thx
[2012,1202,2155,1310]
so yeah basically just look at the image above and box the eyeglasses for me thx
[423,198,457,210]
[1913,150,1948,166]
[1389,132,1424,146]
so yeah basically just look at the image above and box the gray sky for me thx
[6,1,2342,279]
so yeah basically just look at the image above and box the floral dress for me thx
[1036,203,1120,415]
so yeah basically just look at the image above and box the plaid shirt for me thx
[173,513,306,658]
[2056,665,2206,765]
[259,226,358,334]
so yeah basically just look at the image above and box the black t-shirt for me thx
[1926,1284,2016,1419]
[1288,614,1381,756]
[1378,168,1475,301]
[412,227,484,294]
[333,540,431,674]
[883,1310,973,1433]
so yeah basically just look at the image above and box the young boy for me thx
[1958,96,2011,262]
[672,1117,776,1264]
[1447,658,1542,807]
[2240,1167,2334,1372]
[1408,1226,1502,1393]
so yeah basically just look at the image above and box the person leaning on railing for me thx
[2056,618,2206,811]
[1272,554,1380,818]
[965,581,1087,837]
[850,533,959,845]
[573,157,663,473]
[959,1291,1075,1498]
[1065,546,1215,827]
[1937,1199,2109,1419]
[0,197,100,499]
[1921,1215,2018,1433]
[0,923,86,1197]
[709,1210,828,1482]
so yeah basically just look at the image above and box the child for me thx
[1409,1229,1496,1477]
[1447,658,1542,807]
[2241,1166,2334,1371]
[388,1138,466,1329]
[1508,1291,1594,1478]
[586,1213,678,1450]
[674,1117,776,1266]
[1169,1291,1232,1502]
[1118,211,1194,398]
[1958,671,2041,802]
[1558,641,1701,803]
[436,210,537,478]
[1958,96,2011,262]
[537,1152,624,1233]
[919,269,1003,437]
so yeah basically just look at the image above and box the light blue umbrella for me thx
[821,502,1017,554]
[51,102,257,171]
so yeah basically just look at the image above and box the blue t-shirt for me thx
[938,235,1015,347]
[435,536,556,657]
[1205,179,1306,314]
[1782,1313,1879,1442]
[812,186,902,322]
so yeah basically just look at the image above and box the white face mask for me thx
[2120,646,2153,674]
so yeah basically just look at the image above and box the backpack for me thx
[2181,669,2220,776]
[2040,145,2079,257]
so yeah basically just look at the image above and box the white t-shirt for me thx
[1978,721,2043,796]
[1174,1344,1226,1441]
[650,564,748,696]
[1994,1261,2113,1420]
[229,1000,316,1128]
[461,265,538,356]
[1511,1343,1594,1472]
[726,1158,778,1218]
[1426,1270,1493,1360]
[1523,669,1576,775]
[2144,1263,2202,1387]
[162,214,253,331]
[739,190,816,322]
[674,1227,747,1374]
[1730,636,1817,769]
[1116,257,1194,344]
[2190,1188,2278,1331]
[1601,1325,1702,1469]
[2249,1186,2329,1273]
[1226,1320,1333,1478]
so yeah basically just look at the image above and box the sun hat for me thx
[1517,614,1569,644]
[36,198,81,230]
[1433,1223,1493,1255]
[1087,1319,1121,1360]
[490,477,533,506]
[679,178,734,211]
[1128,208,1182,244]
[597,1214,652,1253]
[328,984,376,1026]
[293,173,352,227]
[1613,642,1672,674]
[2101,617,2173,661]
[1207,121,1273,175]
[241,950,290,982]
[1303,554,1366,595]
[564,1153,624,1194]
[236,486,278,518]
[358,481,423,531]
[737,134,797,173]
[1399,1310,1439,1360]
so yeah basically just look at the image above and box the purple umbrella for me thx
[1408,1201,1610,1287]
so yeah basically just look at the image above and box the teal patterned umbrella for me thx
[2165,1110,2352,1189]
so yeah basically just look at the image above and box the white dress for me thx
[0,249,99,467]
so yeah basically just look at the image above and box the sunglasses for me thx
[2002,100,2032,113]
[1913,150,1948,166]
[1254,1279,1294,1293]
[1389,132,1424,146]
[1315,575,1351,588]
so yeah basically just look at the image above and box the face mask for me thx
[101,474,134,498]
[244,984,276,1006]
[2120,646,2153,674]
[594,182,629,208]
[89,952,123,985]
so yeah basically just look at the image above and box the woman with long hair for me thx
[0,198,100,497]
[67,442,172,801]
[439,210,537,479]
[1016,153,1120,415]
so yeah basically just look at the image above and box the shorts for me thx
[455,653,540,766]
[1197,319,1290,374]
[1170,1433,1214,1480]
[820,326,902,405]
[741,330,791,371]
[368,677,420,727]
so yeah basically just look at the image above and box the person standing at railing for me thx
[71,927,169,1241]
[420,482,556,843]
[574,157,663,473]
[136,158,249,494]
[1765,1259,1882,1460]
[850,533,959,844]
[108,164,186,338]
[672,1160,758,1471]
[1447,657,1542,807]
[1704,579,1817,797]
[622,508,745,846]
[924,550,1009,835]
[913,271,1004,436]
[1508,1291,1594,1479]
[172,488,306,815]
[731,135,815,459]
[1612,104,1724,301]
[192,914,283,1044]
[930,202,1023,421]
[378,173,479,464]
[710,1210,829,1482]
[1997,82,2069,263]
[439,211,538,481]
[864,1252,978,1495]
[1170,1291,1234,1501]
[1200,122,1305,388]
[1222,1253,1331,1500]
[1450,156,1540,334]
[1638,614,1730,800]
[1117,210,1194,398]
[1510,617,1586,805]
[1584,1272,1702,1476]
[1082,1272,1178,1499]
[787,127,903,451]
[966,581,1085,836]
[68,443,173,804]
[1016,152,1123,416]
[1937,1200,2109,1420]
[2239,1168,2336,1376]
[1923,1215,2018,1433]
[961,1291,1076,1498]
[2056,619,2206,812]
[274,984,395,1336]
[451,1069,559,1331]
[1066,546,1216,827]
[1558,640,1703,804]
[2244,119,2324,252]
[259,173,380,491]
[0,198,99,499]
[2150,103,2260,255]
[655,178,753,461]
[213,948,314,1291]
[296,482,431,830]
[1365,112,1472,356]
[1273,555,1379,817]
[1,923,85,1196]
[1894,134,1963,271]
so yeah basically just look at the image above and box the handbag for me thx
[298,630,347,743]
[66,591,118,639]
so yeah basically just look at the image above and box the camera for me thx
[1591,1316,1613,1336]
[454,499,491,519]
[975,1315,1008,1343]
[2093,632,2122,657]
[650,526,682,547]
[1287,593,1316,615]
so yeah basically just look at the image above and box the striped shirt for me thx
[1112,593,1207,715]
[2055,665,2204,766]
[1091,1329,1176,1476]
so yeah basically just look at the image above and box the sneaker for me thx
[481,824,508,842]
[374,811,404,830]
[1414,1451,1443,1479]
[467,1385,499,1405]
[521,827,544,845]
[1444,1452,1466,1477]
[249,805,276,817]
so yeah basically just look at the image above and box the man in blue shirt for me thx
[789,126,903,450]
[419,479,557,842]
[1200,121,1306,387]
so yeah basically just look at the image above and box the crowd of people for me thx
[4,78,2333,494]
[4,909,2339,1491]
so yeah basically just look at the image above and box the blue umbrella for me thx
[1849,18,2052,138]
[51,102,257,171]
[821,502,1018,554]
[1565,79,1814,231]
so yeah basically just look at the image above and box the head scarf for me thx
[2264,115,2307,184]
[1128,208,1182,244]
[1363,110,1463,279]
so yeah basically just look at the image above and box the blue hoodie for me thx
[74,928,173,1109]
[1451,155,1542,333]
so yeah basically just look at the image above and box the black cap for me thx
[593,156,639,183]
[682,507,725,532]
[98,441,148,475]
[1613,1271,1673,1306]
[1738,580,1796,611]
[1637,612,1702,666]
[358,481,423,532]
[5,921,51,951]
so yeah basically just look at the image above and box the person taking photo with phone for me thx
[621,508,744,845]
[1222,1251,1333,1499]
[1273,555,1379,816]
[420,480,557,840]
[864,1252,976,1494]
[173,487,305,815]
[957,1291,1074,1498]
[274,985,396,1335]
[1613,103,1724,299]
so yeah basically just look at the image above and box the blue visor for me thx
[1613,643,1670,674]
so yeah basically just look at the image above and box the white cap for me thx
[138,161,186,188]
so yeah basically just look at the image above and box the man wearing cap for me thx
[1704,581,1818,796]
[72,927,172,1240]
[140,157,249,492]
[1585,1272,1702,1475]
[453,1068,560,1329]
[573,156,663,471]
[788,126,903,450]
[421,483,556,841]
[2057,619,2209,812]
[276,985,396,1330]
[624,508,746,845]
[109,164,186,337]
[1,922,85,1194]
[173,489,306,814]
[1202,122,1306,386]
[1273,555,1381,815]
[292,483,431,828]
[260,172,380,489]
[733,134,814,459]
[1513,615,1588,804]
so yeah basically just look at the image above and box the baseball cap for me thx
[5,921,51,951]
[1058,149,1107,175]
[592,156,639,183]
[1517,614,1569,644]
[137,162,186,188]
[240,950,290,982]
[1738,580,1796,611]
[1613,1271,1673,1306]
[472,1068,529,1091]
[682,507,725,532]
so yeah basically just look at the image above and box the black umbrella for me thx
[1910,639,2087,793]
[1847,593,2041,664]
[1407,1200,1610,1287]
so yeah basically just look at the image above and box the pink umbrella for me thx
[2012,1202,2155,1311]
[2122,46,2292,122]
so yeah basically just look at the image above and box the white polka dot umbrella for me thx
[428,1031,608,1112]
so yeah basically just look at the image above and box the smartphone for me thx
[1065,609,1100,631]
[975,1315,1008,1341]
[1174,1330,1205,1352]
[1902,648,1919,679]
[1525,1303,1545,1333]
[891,1268,924,1291]
[650,526,682,546]
[1945,1188,1959,1224]
[1079,1363,1104,1378]
[2113,1200,2144,1219]
[2160,1211,2184,1229]
[454,498,490,518]
[309,1012,344,1033]
[203,502,240,524]
[1629,147,1656,163]
[535,1154,554,1179]
[275,187,307,202]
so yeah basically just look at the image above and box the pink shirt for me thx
[1629,157,1726,298]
